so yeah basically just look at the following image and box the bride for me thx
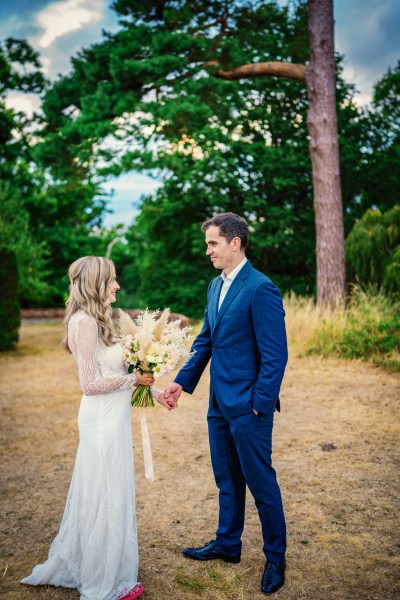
[21,256,176,600]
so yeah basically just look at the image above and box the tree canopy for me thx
[0,39,115,305]
[0,2,398,315]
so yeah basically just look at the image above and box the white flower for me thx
[153,364,168,377]
[146,354,158,363]
[121,307,193,376]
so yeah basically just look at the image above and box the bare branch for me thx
[205,61,308,83]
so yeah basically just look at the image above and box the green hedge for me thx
[0,246,20,350]
[307,287,400,371]
[346,205,400,294]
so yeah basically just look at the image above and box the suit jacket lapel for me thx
[212,261,251,333]
[209,277,223,331]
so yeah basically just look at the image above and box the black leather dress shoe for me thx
[182,540,241,563]
[261,559,286,594]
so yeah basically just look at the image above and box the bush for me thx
[0,181,52,306]
[307,286,400,371]
[346,205,400,294]
[0,246,21,350]
[384,245,400,292]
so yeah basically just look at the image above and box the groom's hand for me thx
[156,394,177,411]
[164,382,183,405]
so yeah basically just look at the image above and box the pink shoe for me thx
[120,583,144,600]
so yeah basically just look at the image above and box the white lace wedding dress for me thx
[21,310,140,600]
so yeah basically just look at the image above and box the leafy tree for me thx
[358,62,400,213]
[23,178,111,304]
[0,182,51,304]
[41,0,346,305]
[0,38,46,177]
[0,38,116,305]
[0,38,50,304]
[9,2,398,313]
[0,246,20,350]
[344,64,400,297]
[33,2,313,309]
[346,205,400,294]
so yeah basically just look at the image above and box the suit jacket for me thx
[175,261,288,418]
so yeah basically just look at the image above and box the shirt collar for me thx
[221,256,247,282]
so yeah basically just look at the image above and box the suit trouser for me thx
[207,401,286,562]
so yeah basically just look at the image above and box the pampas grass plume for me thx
[118,309,137,337]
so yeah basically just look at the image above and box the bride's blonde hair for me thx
[63,256,118,351]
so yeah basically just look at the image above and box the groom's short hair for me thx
[201,212,249,249]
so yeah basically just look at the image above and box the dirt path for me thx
[1,323,399,600]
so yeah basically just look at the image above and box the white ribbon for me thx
[140,408,154,482]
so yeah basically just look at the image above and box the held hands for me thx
[163,382,182,405]
[155,382,182,411]
[134,380,182,412]
[156,393,178,411]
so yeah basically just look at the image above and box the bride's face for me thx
[106,277,120,303]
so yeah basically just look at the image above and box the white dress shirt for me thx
[218,257,248,310]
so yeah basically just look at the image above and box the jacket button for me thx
[213,345,217,350]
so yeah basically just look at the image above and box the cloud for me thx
[335,0,400,102]
[0,0,119,80]
[277,0,399,104]
[35,0,103,49]
[103,208,139,228]
[5,92,41,118]
[37,13,118,79]
[102,173,162,227]
[0,1,53,40]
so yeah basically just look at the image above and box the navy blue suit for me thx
[175,260,288,561]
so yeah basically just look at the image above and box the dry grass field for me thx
[1,318,399,600]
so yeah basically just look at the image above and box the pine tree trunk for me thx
[306,0,346,307]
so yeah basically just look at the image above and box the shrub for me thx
[0,246,21,350]
[384,245,400,293]
[307,286,400,371]
[346,205,400,294]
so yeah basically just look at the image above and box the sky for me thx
[1,0,399,226]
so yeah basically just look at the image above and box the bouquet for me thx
[119,308,193,407]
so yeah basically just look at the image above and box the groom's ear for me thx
[231,236,241,251]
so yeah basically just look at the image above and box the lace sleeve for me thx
[151,387,161,400]
[75,315,137,396]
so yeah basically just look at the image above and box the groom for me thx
[164,212,288,595]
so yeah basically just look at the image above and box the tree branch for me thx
[205,60,308,83]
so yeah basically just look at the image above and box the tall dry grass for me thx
[284,288,400,370]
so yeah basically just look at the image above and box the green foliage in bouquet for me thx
[0,246,21,350]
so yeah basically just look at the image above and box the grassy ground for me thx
[0,319,399,600]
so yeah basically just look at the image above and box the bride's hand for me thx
[156,393,178,411]
[135,371,155,385]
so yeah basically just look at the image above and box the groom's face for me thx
[205,225,237,272]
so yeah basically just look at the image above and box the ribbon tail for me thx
[140,408,154,482]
